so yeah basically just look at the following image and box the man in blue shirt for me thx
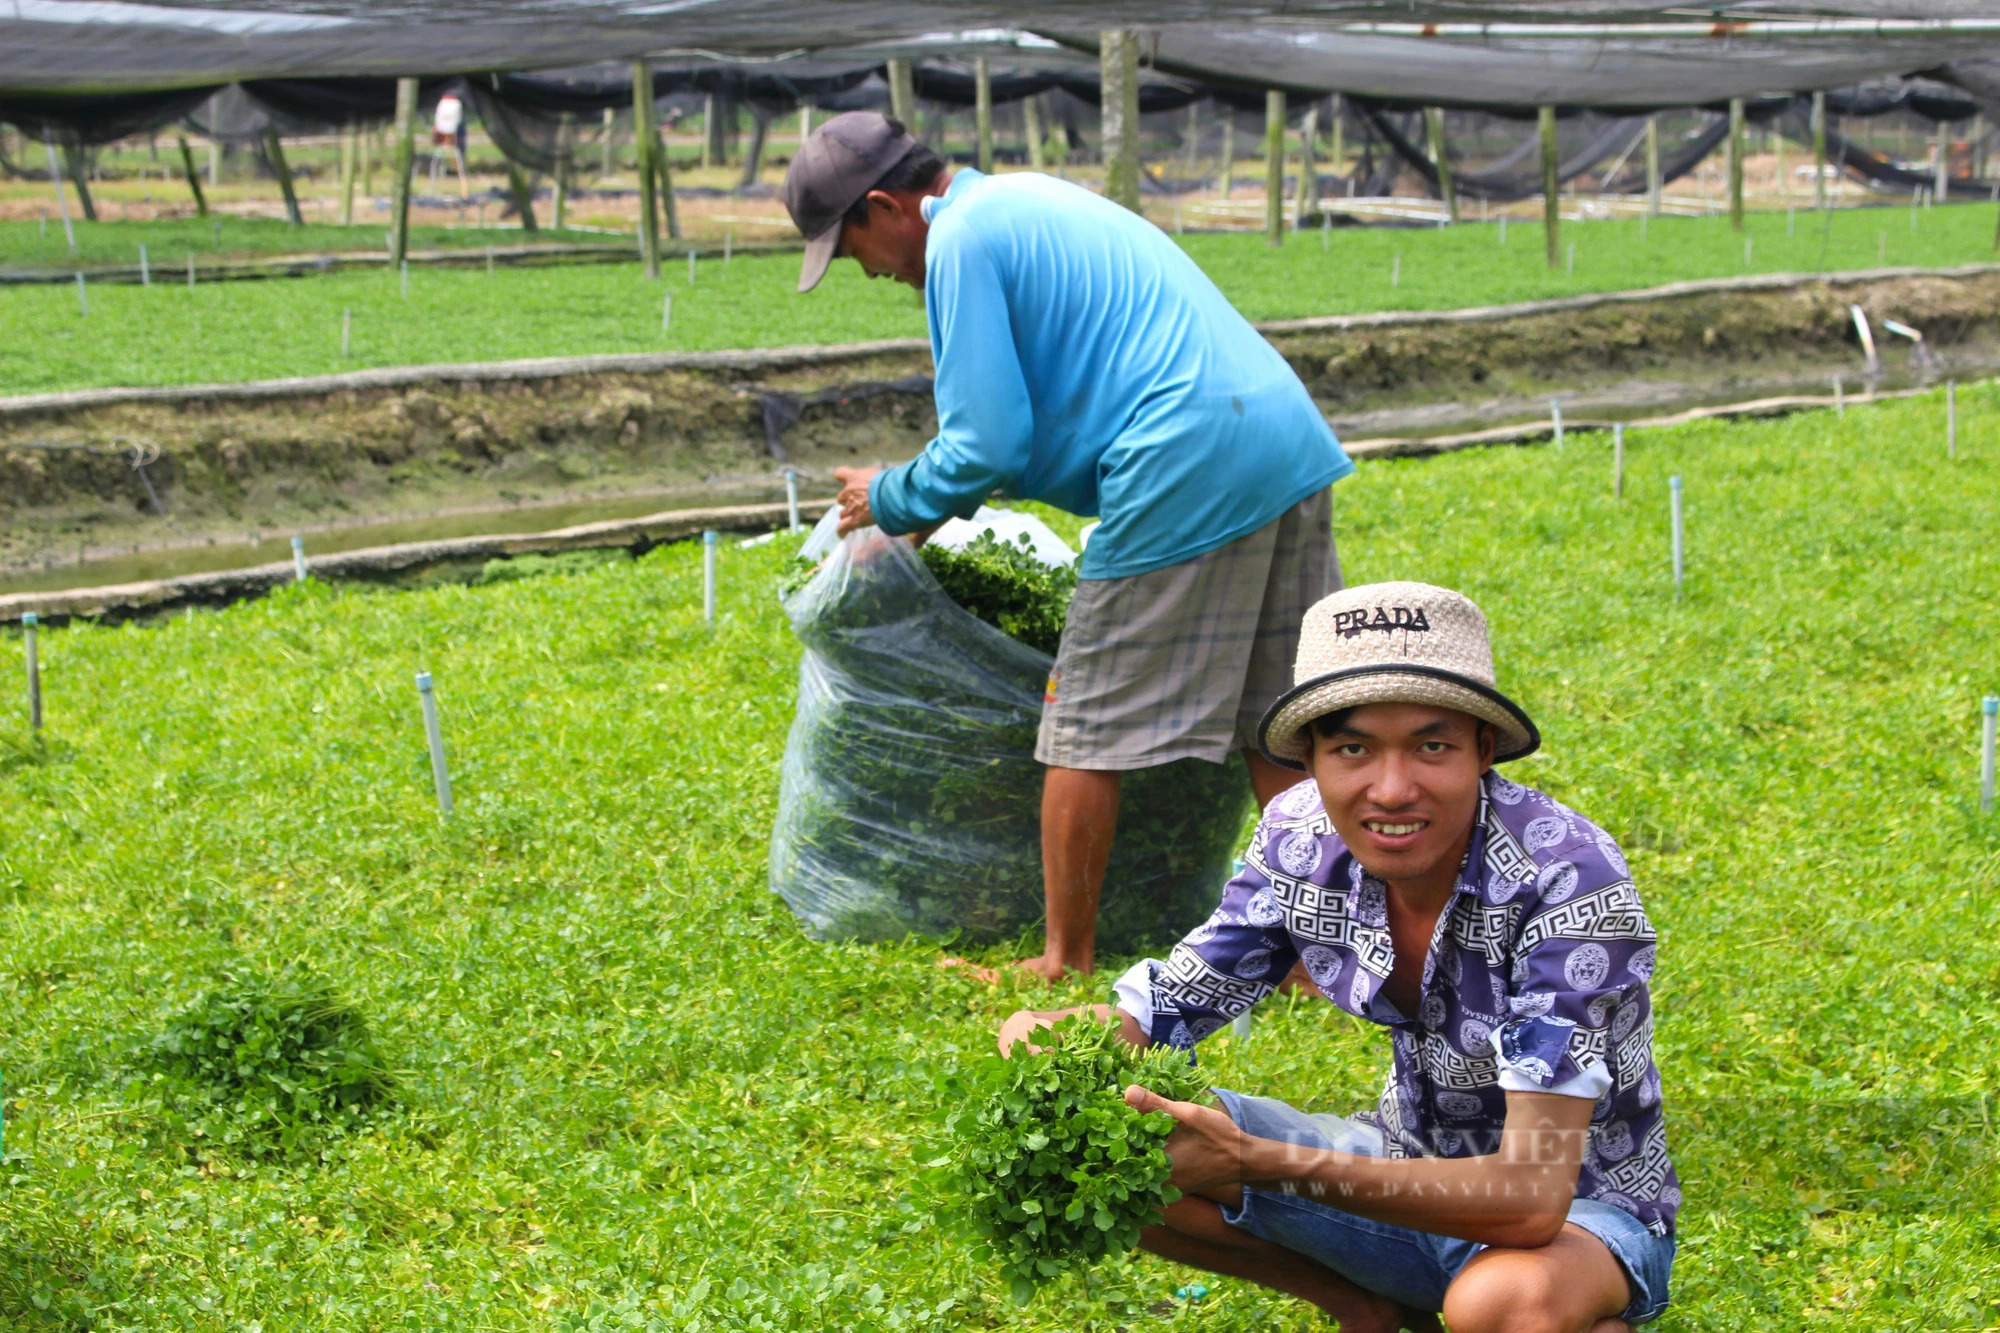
[784,112,1354,980]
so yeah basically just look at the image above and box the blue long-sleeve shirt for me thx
[867,169,1352,580]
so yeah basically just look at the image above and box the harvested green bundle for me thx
[148,967,394,1153]
[944,1015,1209,1302]
[770,522,1252,950]
[917,532,1078,657]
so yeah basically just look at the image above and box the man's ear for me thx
[866,189,903,223]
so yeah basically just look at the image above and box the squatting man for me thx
[998,583,1679,1332]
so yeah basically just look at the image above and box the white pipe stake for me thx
[1551,400,1563,450]
[785,468,801,531]
[22,612,41,734]
[1567,240,1575,274]
[703,530,718,625]
[1669,475,1684,598]
[291,536,308,582]
[1613,422,1625,498]
[1849,305,1879,375]
[44,141,76,256]
[341,308,352,357]
[139,244,150,285]
[1983,695,1998,815]
[400,260,409,299]
[662,291,672,334]
[1948,380,1957,460]
[688,249,697,284]
[415,671,453,815]
[74,272,87,316]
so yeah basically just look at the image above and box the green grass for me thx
[0,217,621,273]
[4,388,1999,1330]
[3,204,1996,395]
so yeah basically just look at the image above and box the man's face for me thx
[1308,702,1494,889]
[836,189,930,288]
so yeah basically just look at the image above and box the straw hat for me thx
[1257,582,1540,770]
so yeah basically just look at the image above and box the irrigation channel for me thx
[5,262,1998,620]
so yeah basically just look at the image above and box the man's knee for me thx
[1442,1259,1568,1333]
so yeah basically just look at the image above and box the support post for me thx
[1330,94,1344,181]
[1645,114,1661,216]
[1540,105,1560,269]
[389,77,418,265]
[1294,103,1319,227]
[62,142,96,221]
[1812,92,1828,210]
[654,122,679,241]
[504,158,538,233]
[602,106,615,178]
[415,672,453,815]
[975,55,994,173]
[799,101,813,145]
[339,125,356,225]
[22,612,41,735]
[360,124,372,196]
[176,129,209,218]
[264,127,302,226]
[887,60,915,127]
[1219,112,1234,200]
[44,140,76,255]
[1100,31,1141,214]
[1935,124,1950,203]
[209,133,220,187]
[1265,90,1286,246]
[1024,92,1046,171]
[1728,97,1745,231]
[633,61,661,277]
[552,113,572,230]
[1426,106,1457,223]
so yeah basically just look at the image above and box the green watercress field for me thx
[2,389,1998,1330]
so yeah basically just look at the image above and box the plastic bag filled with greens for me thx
[770,511,1253,952]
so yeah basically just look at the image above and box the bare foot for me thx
[936,956,1001,984]
[1011,954,1084,984]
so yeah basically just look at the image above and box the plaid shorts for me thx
[1035,490,1340,771]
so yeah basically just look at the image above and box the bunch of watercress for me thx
[943,1015,1212,1303]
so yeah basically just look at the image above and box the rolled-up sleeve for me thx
[868,227,1035,535]
[1111,858,1299,1051]
[1496,873,1653,1099]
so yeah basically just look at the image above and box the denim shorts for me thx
[1212,1089,1676,1325]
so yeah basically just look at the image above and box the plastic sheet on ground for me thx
[770,514,1252,951]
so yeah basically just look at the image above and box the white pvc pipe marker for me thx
[291,536,308,582]
[785,469,801,531]
[1551,400,1564,450]
[1983,695,1997,814]
[22,612,41,734]
[703,530,718,625]
[1669,475,1684,598]
[415,671,453,814]
[1613,423,1625,499]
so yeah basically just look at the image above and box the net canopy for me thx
[5,0,2000,105]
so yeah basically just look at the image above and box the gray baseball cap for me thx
[782,111,918,292]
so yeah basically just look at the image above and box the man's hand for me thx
[1124,1084,1246,1199]
[833,465,883,535]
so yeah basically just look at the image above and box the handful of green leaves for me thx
[943,1015,1210,1303]
[916,531,1078,657]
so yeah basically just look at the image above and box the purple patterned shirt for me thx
[1113,772,1680,1236]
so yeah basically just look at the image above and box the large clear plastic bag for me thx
[769,516,1254,953]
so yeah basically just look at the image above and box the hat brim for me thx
[796,222,841,292]
[1257,664,1541,771]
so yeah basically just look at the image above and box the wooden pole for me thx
[389,78,418,264]
[1935,123,1950,203]
[1100,31,1142,213]
[1293,103,1318,227]
[1540,105,1560,268]
[1330,94,1344,181]
[552,113,571,230]
[1426,106,1457,223]
[1265,90,1286,245]
[655,123,680,241]
[208,134,220,187]
[633,61,661,276]
[1811,92,1828,210]
[504,159,539,232]
[602,106,615,178]
[1646,114,1661,216]
[887,60,915,127]
[1728,97,1746,230]
[62,142,97,222]
[176,129,209,218]
[360,124,372,197]
[338,125,356,225]
[1024,92,1046,170]
[975,55,994,173]
[263,127,302,226]
[1219,112,1234,200]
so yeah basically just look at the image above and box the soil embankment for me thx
[5,264,1997,588]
